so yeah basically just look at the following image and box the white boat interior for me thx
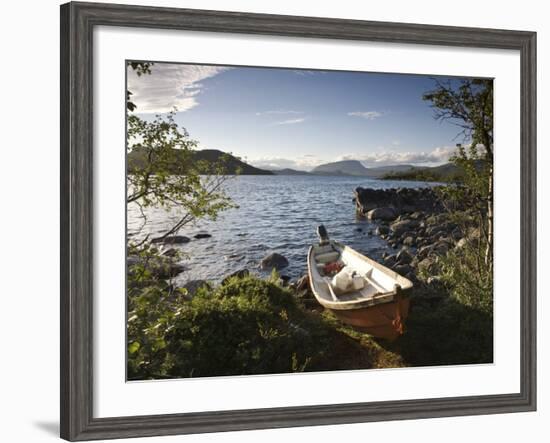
[308,240,412,308]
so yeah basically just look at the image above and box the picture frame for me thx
[60,1,537,441]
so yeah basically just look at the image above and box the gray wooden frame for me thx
[60,1,537,441]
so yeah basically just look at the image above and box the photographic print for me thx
[126,61,494,381]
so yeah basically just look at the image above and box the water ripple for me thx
[128,176,438,284]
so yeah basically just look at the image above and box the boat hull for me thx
[327,296,410,341]
[307,240,413,341]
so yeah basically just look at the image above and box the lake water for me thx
[127,175,439,285]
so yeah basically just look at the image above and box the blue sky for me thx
[128,62,473,170]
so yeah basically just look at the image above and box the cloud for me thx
[249,155,323,171]
[127,63,230,113]
[292,70,321,76]
[272,118,306,126]
[255,110,304,116]
[337,146,457,167]
[347,111,384,120]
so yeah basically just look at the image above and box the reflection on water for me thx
[128,175,438,284]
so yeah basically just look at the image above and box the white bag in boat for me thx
[331,267,364,293]
[352,273,365,290]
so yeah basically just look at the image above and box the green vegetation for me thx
[394,78,494,364]
[390,293,493,367]
[128,147,274,175]
[382,164,464,183]
[127,273,404,379]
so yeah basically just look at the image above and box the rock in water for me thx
[260,253,289,270]
[161,247,179,257]
[127,255,185,279]
[375,225,390,236]
[151,235,190,245]
[366,207,398,221]
[194,232,212,239]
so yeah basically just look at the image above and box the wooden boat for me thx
[307,226,413,341]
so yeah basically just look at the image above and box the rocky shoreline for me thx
[354,186,478,290]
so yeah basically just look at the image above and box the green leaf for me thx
[128,341,141,354]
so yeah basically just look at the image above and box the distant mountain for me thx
[193,150,273,175]
[127,147,472,181]
[381,162,471,182]
[128,148,273,175]
[310,160,427,178]
[311,160,370,176]
[269,168,311,175]
[362,164,420,178]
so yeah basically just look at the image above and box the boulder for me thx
[151,235,190,245]
[161,247,179,257]
[396,248,414,265]
[450,227,463,241]
[280,275,291,286]
[394,263,412,275]
[221,268,250,285]
[366,207,398,221]
[390,219,419,237]
[354,186,444,216]
[181,280,210,297]
[128,255,185,279]
[260,253,289,270]
[293,274,310,292]
[418,257,437,274]
[384,254,397,268]
[417,244,435,260]
[409,211,425,220]
[433,240,451,256]
[375,225,390,236]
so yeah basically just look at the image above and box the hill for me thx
[362,164,420,178]
[127,148,273,175]
[310,161,428,178]
[381,163,464,182]
[193,150,273,175]
[311,160,369,176]
[270,168,311,175]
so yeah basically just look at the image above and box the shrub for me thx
[436,241,493,315]
[127,274,333,379]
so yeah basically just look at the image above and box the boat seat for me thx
[315,251,340,264]
[313,243,335,254]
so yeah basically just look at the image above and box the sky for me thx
[127,62,476,171]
